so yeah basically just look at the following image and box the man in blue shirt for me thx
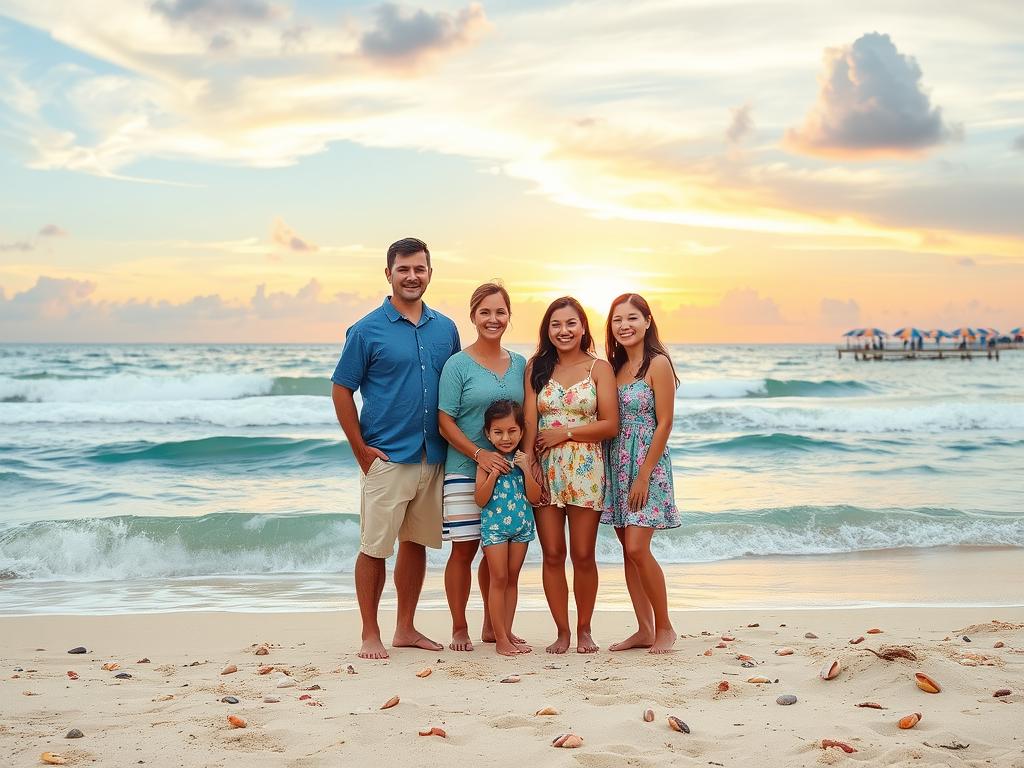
[332,237,460,660]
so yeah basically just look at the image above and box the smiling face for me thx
[486,413,522,453]
[548,306,585,354]
[610,299,651,351]
[472,291,510,342]
[385,251,431,302]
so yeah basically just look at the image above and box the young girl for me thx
[603,293,680,654]
[474,399,542,656]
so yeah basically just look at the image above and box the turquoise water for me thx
[2,343,1022,613]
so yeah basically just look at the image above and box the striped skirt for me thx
[442,474,481,542]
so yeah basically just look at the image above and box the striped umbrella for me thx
[949,326,977,339]
[858,328,888,337]
[976,327,1000,337]
[842,329,861,337]
[925,329,953,339]
[892,327,924,339]
[1010,327,1023,336]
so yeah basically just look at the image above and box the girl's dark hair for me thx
[484,399,525,431]
[529,296,594,392]
[605,293,680,387]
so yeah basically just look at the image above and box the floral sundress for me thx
[601,379,680,528]
[537,361,606,510]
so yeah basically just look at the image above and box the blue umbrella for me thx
[892,327,924,339]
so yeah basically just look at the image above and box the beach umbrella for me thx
[842,329,862,337]
[976,327,1000,337]
[892,327,924,339]
[858,328,888,337]
[949,326,977,338]
[1010,327,1022,336]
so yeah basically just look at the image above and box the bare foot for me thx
[576,629,599,654]
[546,632,571,654]
[393,629,444,652]
[449,628,474,652]
[609,630,655,652]
[495,639,521,656]
[648,627,677,654]
[358,636,390,659]
[514,641,533,654]
[483,628,526,645]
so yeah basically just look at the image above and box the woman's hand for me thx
[476,449,511,474]
[534,428,568,453]
[627,471,651,512]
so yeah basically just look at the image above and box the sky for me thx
[1,0,1022,343]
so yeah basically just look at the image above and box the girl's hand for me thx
[512,450,530,471]
[477,449,511,474]
[627,472,651,512]
[534,429,568,453]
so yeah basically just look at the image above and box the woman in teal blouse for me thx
[438,283,527,651]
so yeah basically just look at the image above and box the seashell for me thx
[915,672,941,694]
[774,648,794,656]
[776,694,798,705]
[65,729,84,739]
[804,632,818,639]
[721,635,735,642]
[855,702,884,709]
[298,694,311,701]
[821,739,856,753]
[227,715,246,728]
[136,658,150,664]
[263,695,280,703]
[300,685,321,691]
[898,712,922,729]
[643,708,654,722]
[535,706,559,716]
[153,694,174,702]
[257,666,273,675]
[221,696,239,704]
[747,623,759,627]
[418,726,447,737]
[276,677,297,688]
[667,716,690,734]
[747,676,771,684]
[849,636,865,645]
[254,646,269,656]
[221,664,237,675]
[717,681,729,692]
[736,654,754,661]
[994,641,1005,648]
[68,647,87,654]
[416,667,432,678]
[501,675,520,683]
[740,661,755,668]
[993,689,1011,697]
[867,628,882,634]
[551,733,584,748]
[381,695,400,709]
[114,672,132,679]
[820,659,841,680]
[715,642,727,649]
[101,663,119,671]
[346,665,356,674]
[66,671,78,680]
[41,753,68,765]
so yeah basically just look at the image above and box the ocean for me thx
[2,342,1023,615]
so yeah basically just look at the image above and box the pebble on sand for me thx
[774,648,794,656]
[114,672,132,679]
[898,712,922,729]
[717,681,730,692]
[849,636,865,645]
[254,646,269,656]
[263,695,280,703]
[535,706,559,716]
[101,663,119,671]
[551,733,584,748]
[227,715,247,729]
[381,695,400,709]
[66,671,78,680]
[667,716,690,734]
[994,641,1005,648]
[855,702,885,709]
[643,709,655,722]
[804,633,818,639]
[65,729,84,739]
[136,658,151,664]
[746,677,771,684]
[501,675,521,684]
[776,695,798,705]
[221,696,239,704]
[257,666,273,675]
[346,665,357,675]
[993,689,1011,697]
[416,668,432,678]
[67,647,87,655]
[276,675,297,688]
[221,664,238,675]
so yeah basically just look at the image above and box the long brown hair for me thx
[530,296,594,392]
[605,293,679,386]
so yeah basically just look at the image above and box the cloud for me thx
[819,297,861,327]
[38,224,68,237]
[359,2,489,68]
[957,256,976,267]
[785,32,956,159]
[271,218,318,252]
[150,0,280,26]
[1014,135,1024,153]
[0,276,367,342]
[669,288,786,330]
[0,241,33,252]
[726,104,753,144]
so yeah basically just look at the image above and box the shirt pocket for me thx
[429,341,453,373]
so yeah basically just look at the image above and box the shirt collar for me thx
[382,297,436,325]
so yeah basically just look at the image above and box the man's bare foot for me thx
[449,628,474,652]
[495,638,521,656]
[648,627,677,654]
[358,636,390,659]
[392,629,444,651]
[576,629,599,654]
[514,641,532,654]
[608,630,655,652]
[483,628,526,645]
[545,632,571,654]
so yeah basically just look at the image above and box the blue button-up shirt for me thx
[331,298,461,465]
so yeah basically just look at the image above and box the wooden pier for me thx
[837,346,1009,361]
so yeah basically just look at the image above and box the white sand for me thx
[2,607,1022,767]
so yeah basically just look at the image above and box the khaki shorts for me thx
[359,458,443,558]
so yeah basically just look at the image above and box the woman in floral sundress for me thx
[523,297,619,654]
[602,293,680,654]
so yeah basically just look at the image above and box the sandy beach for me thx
[3,607,1021,767]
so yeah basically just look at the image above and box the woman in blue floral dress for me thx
[602,294,680,654]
